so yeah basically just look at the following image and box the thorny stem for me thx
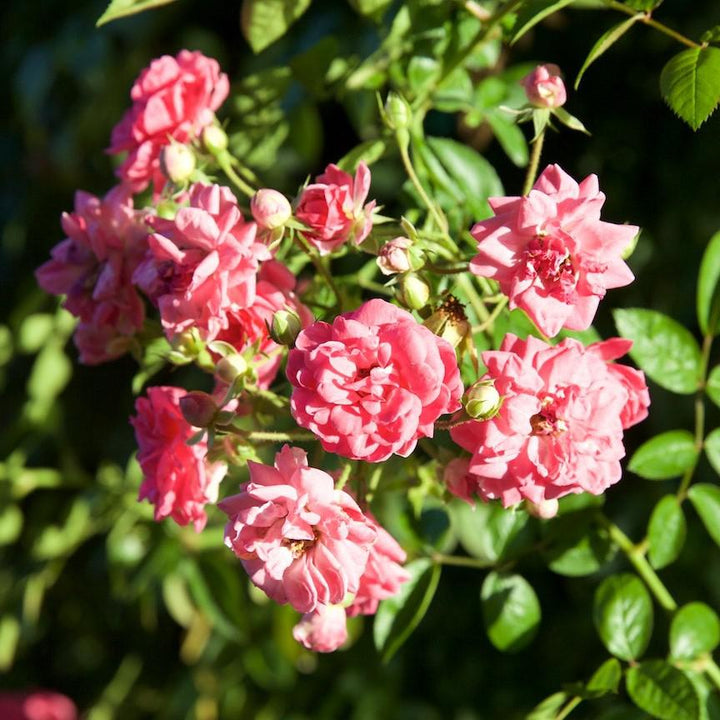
[605,0,702,49]
[523,125,546,196]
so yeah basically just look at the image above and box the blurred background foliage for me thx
[2,0,720,717]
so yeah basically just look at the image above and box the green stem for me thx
[704,659,720,692]
[244,430,317,443]
[336,463,353,492]
[431,552,493,569]
[214,150,256,198]
[476,296,509,333]
[605,0,702,49]
[293,232,345,312]
[555,696,583,720]
[456,273,490,323]
[599,515,677,612]
[523,127,546,196]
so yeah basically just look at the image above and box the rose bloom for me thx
[133,183,270,342]
[35,186,148,364]
[0,691,77,720]
[287,299,463,462]
[449,334,649,512]
[131,386,227,532]
[295,162,376,255]
[220,445,377,613]
[215,260,312,389]
[108,50,229,192]
[522,64,567,108]
[470,164,637,338]
[292,604,349,653]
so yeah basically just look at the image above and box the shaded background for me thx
[2,0,720,717]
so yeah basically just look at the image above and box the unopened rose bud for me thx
[171,328,203,358]
[216,354,249,385]
[251,189,292,230]
[377,237,424,276]
[384,92,412,131]
[179,391,218,428]
[464,380,502,420]
[397,274,430,310]
[160,143,196,184]
[526,498,559,519]
[522,64,567,109]
[270,309,302,347]
[202,125,229,154]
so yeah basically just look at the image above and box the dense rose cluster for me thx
[287,299,463,462]
[131,386,227,531]
[108,50,229,192]
[449,334,649,513]
[470,164,637,337]
[35,186,149,364]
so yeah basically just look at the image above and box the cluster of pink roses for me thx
[36,50,651,652]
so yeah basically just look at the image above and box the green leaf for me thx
[542,509,616,576]
[594,574,653,661]
[701,26,720,45]
[670,602,720,661]
[407,56,440,96]
[688,484,720,548]
[481,571,541,653]
[449,499,533,564]
[587,658,623,695]
[486,113,529,167]
[705,428,720,476]
[241,0,313,54]
[337,139,387,173]
[626,660,700,720]
[96,0,176,26]
[526,692,569,720]
[624,0,662,10]
[647,495,686,569]
[697,230,720,335]
[707,365,720,408]
[660,47,720,131]
[347,0,392,19]
[373,559,441,662]
[511,0,576,44]
[628,431,698,480]
[575,15,642,89]
[614,308,703,394]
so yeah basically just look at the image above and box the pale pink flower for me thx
[292,604,349,653]
[0,691,77,720]
[215,260,312,389]
[131,386,227,532]
[449,334,649,512]
[295,162,376,255]
[219,445,377,613]
[133,183,271,342]
[442,457,476,506]
[348,514,410,617]
[108,50,229,192]
[35,186,148,364]
[522,64,567,108]
[251,189,292,230]
[470,164,637,337]
[377,237,413,275]
[287,299,463,462]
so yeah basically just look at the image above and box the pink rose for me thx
[0,691,77,720]
[219,445,377,613]
[131,386,227,532]
[347,514,410,617]
[292,604,349,653]
[251,189,292,230]
[108,50,229,193]
[449,334,649,511]
[215,260,312,389]
[522,64,567,108]
[133,183,271,342]
[470,164,637,337]
[377,237,413,275]
[35,186,148,364]
[295,162,376,255]
[286,299,463,462]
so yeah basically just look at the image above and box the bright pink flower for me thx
[0,691,77,720]
[292,604,349,653]
[522,64,567,108]
[219,445,377,613]
[35,186,148,364]
[470,164,637,337]
[108,50,229,192]
[449,334,649,511]
[215,260,312,389]
[287,299,463,462]
[347,514,410,617]
[295,162,376,255]
[131,386,227,532]
[133,183,271,342]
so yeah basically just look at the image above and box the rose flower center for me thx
[525,235,577,298]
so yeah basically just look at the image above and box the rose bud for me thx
[160,143,196,184]
[179,391,219,428]
[251,189,292,230]
[522,64,567,109]
[464,379,502,420]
